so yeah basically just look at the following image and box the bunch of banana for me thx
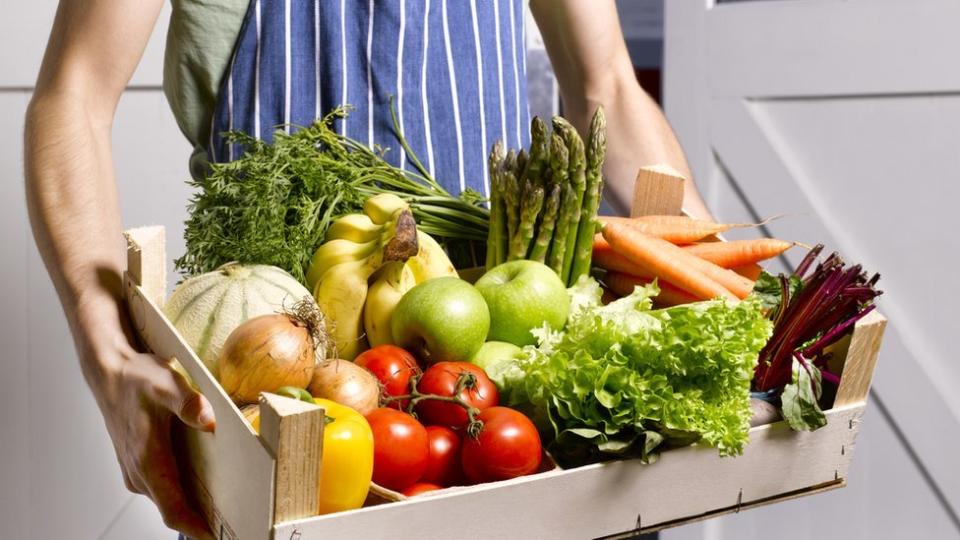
[308,194,458,359]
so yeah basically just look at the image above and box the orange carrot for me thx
[677,250,755,299]
[593,234,611,252]
[732,263,763,282]
[598,216,732,244]
[599,230,757,297]
[604,272,700,307]
[593,235,655,279]
[682,238,794,268]
[601,223,737,301]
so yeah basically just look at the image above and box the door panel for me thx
[664,0,960,538]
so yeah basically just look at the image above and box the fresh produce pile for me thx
[164,107,882,519]
[486,109,606,286]
[589,214,882,432]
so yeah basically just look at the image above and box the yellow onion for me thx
[308,360,380,416]
[218,300,328,404]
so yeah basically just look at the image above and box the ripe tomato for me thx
[401,482,442,497]
[422,426,463,486]
[366,407,429,491]
[461,407,542,483]
[415,362,499,428]
[354,345,420,408]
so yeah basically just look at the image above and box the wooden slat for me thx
[835,310,888,407]
[630,164,686,217]
[259,393,324,523]
[611,480,846,537]
[124,226,166,306]
[276,404,864,539]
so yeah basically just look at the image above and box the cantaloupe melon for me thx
[164,263,314,374]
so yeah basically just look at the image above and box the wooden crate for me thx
[123,168,886,539]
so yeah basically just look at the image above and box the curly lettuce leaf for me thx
[508,279,772,465]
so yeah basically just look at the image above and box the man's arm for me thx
[26,3,214,538]
[530,0,712,219]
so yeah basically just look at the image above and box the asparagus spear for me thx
[535,134,569,263]
[553,118,587,284]
[568,107,607,286]
[529,183,562,263]
[509,180,545,260]
[486,140,507,270]
[502,150,520,248]
[522,117,551,187]
[515,149,528,183]
[547,184,578,274]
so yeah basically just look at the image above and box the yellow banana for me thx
[363,193,409,225]
[326,214,382,243]
[313,208,420,359]
[306,238,379,291]
[313,257,379,360]
[407,231,458,282]
[363,261,417,347]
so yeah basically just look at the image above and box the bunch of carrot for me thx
[596,215,797,306]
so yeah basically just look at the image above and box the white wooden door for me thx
[663,1,960,538]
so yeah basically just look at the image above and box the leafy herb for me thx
[505,278,772,466]
[176,107,488,282]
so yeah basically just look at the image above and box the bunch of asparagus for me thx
[486,107,606,286]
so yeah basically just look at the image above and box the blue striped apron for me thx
[208,0,531,197]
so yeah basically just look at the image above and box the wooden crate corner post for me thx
[124,225,167,306]
[834,310,888,407]
[259,393,325,524]
[630,164,687,217]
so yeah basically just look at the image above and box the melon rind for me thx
[164,264,313,373]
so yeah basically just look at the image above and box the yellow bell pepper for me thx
[246,398,373,515]
[312,398,374,514]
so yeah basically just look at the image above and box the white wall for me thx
[0,2,185,538]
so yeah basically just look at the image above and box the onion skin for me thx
[218,314,316,404]
[308,360,380,416]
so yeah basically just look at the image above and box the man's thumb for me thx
[178,391,216,432]
[157,363,216,431]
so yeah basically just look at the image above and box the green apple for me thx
[391,277,490,363]
[475,260,570,347]
[470,341,523,374]
[470,341,523,390]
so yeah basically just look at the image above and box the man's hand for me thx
[530,0,713,220]
[25,2,215,537]
[88,311,216,538]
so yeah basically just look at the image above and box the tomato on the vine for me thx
[461,407,542,483]
[366,407,429,491]
[422,425,463,486]
[415,362,498,428]
[354,345,420,408]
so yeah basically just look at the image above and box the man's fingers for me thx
[141,428,215,540]
[148,358,216,432]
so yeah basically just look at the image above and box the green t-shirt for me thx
[163,0,248,179]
